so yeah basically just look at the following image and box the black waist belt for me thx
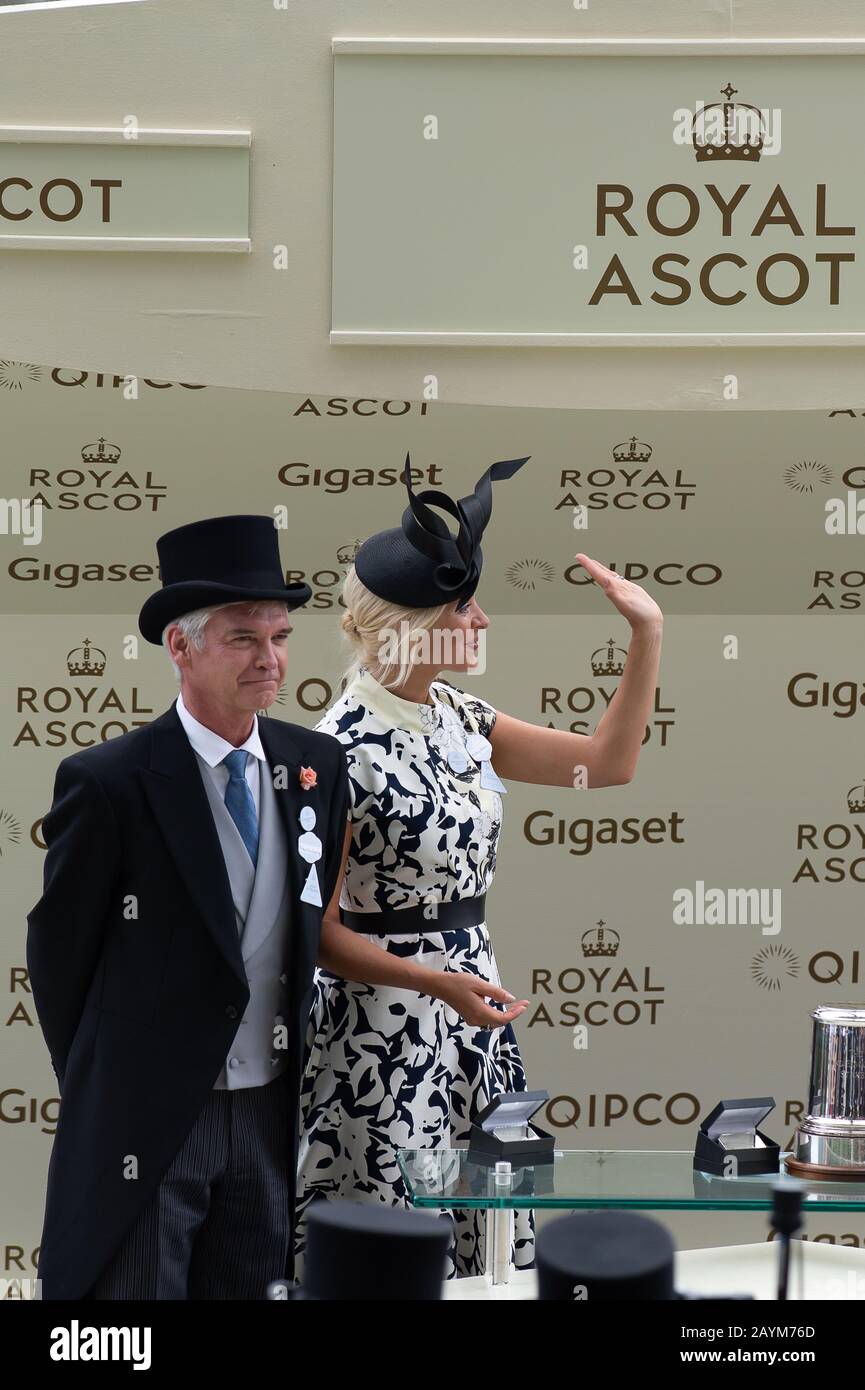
[339,893,487,935]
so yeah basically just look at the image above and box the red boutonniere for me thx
[299,765,318,791]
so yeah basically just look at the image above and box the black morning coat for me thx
[25,699,350,1300]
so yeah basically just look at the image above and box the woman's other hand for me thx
[435,973,529,1028]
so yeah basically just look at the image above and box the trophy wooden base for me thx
[785,1156,865,1182]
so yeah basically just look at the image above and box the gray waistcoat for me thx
[194,752,292,1090]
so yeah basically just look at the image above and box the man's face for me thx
[172,603,291,715]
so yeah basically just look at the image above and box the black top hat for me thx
[353,453,530,608]
[138,514,311,645]
[293,1199,452,1300]
[536,1210,677,1301]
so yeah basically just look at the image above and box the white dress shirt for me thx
[175,691,267,816]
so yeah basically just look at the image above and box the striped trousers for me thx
[85,1077,291,1300]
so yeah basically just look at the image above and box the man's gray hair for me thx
[161,600,290,683]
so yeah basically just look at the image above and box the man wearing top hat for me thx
[26,514,351,1300]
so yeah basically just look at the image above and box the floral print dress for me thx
[293,664,535,1280]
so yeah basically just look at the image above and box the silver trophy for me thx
[786,1003,865,1180]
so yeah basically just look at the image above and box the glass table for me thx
[397,1147,865,1285]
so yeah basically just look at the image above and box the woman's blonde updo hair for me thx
[340,564,449,691]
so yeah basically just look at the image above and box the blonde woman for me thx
[293,456,663,1281]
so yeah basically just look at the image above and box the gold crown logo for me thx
[847,780,865,814]
[591,638,627,677]
[692,83,765,162]
[81,437,121,465]
[337,540,360,566]
[612,435,653,464]
[581,922,620,958]
[67,638,106,678]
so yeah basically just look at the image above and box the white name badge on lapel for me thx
[298,805,323,905]
[466,733,492,762]
[465,732,507,793]
[300,864,323,907]
[479,760,507,793]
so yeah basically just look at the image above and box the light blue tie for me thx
[222,749,259,866]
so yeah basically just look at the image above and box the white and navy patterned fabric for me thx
[293,665,535,1280]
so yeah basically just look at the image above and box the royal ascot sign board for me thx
[0,126,250,251]
[331,40,865,345]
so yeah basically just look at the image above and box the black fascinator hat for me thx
[353,453,530,608]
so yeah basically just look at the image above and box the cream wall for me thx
[0,0,864,409]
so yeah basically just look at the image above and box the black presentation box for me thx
[467,1089,555,1165]
[694,1096,780,1177]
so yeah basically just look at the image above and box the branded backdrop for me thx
[332,42,865,344]
[3,363,865,1283]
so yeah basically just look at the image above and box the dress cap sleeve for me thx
[433,680,497,740]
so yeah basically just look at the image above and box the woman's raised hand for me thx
[573,553,663,630]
